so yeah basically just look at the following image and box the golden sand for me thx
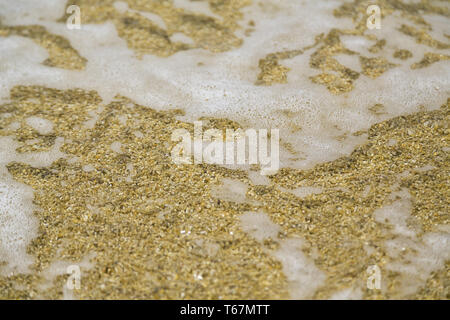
[0,0,448,299]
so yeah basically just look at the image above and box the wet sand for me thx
[0,0,449,299]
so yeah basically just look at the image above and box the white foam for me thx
[113,1,129,14]
[211,178,248,204]
[173,0,221,20]
[385,231,450,297]
[278,186,324,198]
[239,210,326,299]
[0,0,66,26]
[0,178,37,275]
[0,0,447,170]
[329,287,363,300]
[0,0,448,298]
[374,189,418,237]
[110,141,123,153]
[38,252,96,300]
[248,170,270,186]
[375,190,450,297]
[0,136,66,274]
[239,211,280,242]
[273,238,326,299]
[26,116,54,135]
[82,164,95,172]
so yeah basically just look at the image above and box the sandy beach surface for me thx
[0,0,449,299]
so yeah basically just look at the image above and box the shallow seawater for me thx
[0,0,448,299]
